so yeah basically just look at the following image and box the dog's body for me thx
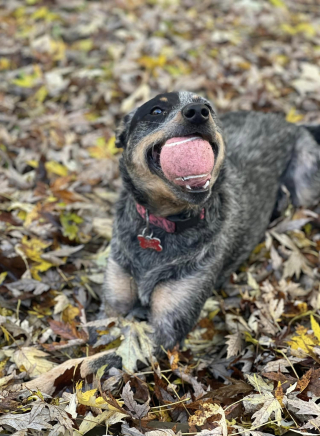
[102,91,320,353]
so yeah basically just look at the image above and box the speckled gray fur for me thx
[101,91,320,354]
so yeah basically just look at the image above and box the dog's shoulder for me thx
[220,111,301,171]
[220,110,300,142]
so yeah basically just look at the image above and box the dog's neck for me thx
[135,203,206,233]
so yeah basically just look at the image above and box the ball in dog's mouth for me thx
[159,135,215,192]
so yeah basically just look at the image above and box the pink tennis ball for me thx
[160,136,214,187]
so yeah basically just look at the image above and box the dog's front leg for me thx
[150,275,211,354]
[102,257,138,316]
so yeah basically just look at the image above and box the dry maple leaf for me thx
[121,381,150,419]
[12,347,57,378]
[251,396,282,426]
[116,320,154,373]
[174,368,206,399]
[188,403,227,436]
[0,409,52,432]
[232,426,273,436]
[225,331,243,358]
[287,398,320,429]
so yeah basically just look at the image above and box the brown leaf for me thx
[167,347,179,371]
[274,381,284,407]
[49,320,87,341]
[296,368,312,393]
[262,372,296,384]
[204,379,252,401]
[306,368,320,396]
[121,381,150,419]
[173,368,206,399]
[123,375,149,403]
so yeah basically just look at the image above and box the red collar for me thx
[136,204,205,233]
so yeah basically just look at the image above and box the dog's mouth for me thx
[147,134,216,193]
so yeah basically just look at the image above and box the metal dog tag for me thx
[137,208,163,252]
[137,234,163,252]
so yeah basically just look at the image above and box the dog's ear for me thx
[115,112,135,149]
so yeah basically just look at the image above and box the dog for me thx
[101,91,320,355]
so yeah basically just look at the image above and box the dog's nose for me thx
[182,103,210,125]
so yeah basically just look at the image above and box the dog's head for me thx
[117,91,226,216]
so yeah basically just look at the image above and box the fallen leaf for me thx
[226,331,243,358]
[121,381,150,419]
[12,347,57,377]
[116,320,154,373]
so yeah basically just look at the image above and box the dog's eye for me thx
[151,107,164,115]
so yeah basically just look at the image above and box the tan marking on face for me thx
[170,111,184,124]
[151,277,200,319]
[160,97,168,102]
[104,258,138,315]
[209,129,225,187]
[192,94,199,100]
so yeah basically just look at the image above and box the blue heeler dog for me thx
[101,91,320,355]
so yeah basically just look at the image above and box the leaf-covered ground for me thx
[0,0,320,435]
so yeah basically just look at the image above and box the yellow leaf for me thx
[0,307,13,316]
[12,65,42,88]
[297,302,308,314]
[1,326,11,343]
[45,161,68,177]
[0,272,7,285]
[17,210,27,221]
[296,23,316,37]
[73,39,94,52]
[35,85,48,103]
[281,24,296,35]
[62,305,80,323]
[60,212,83,241]
[77,387,109,409]
[50,39,66,61]
[238,61,251,70]
[0,357,9,377]
[20,236,51,262]
[281,22,315,37]
[76,382,123,410]
[286,108,304,123]
[311,315,320,343]
[288,325,317,355]
[26,160,39,168]
[12,74,38,88]
[13,6,26,18]
[24,203,42,227]
[88,136,119,159]
[19,236,53,279]
[0,58,10,70]
[31,6,59,22]
[275,54,289,66]
[139,55,167,70]
[13,347,57,377]
[269,0,287,8]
